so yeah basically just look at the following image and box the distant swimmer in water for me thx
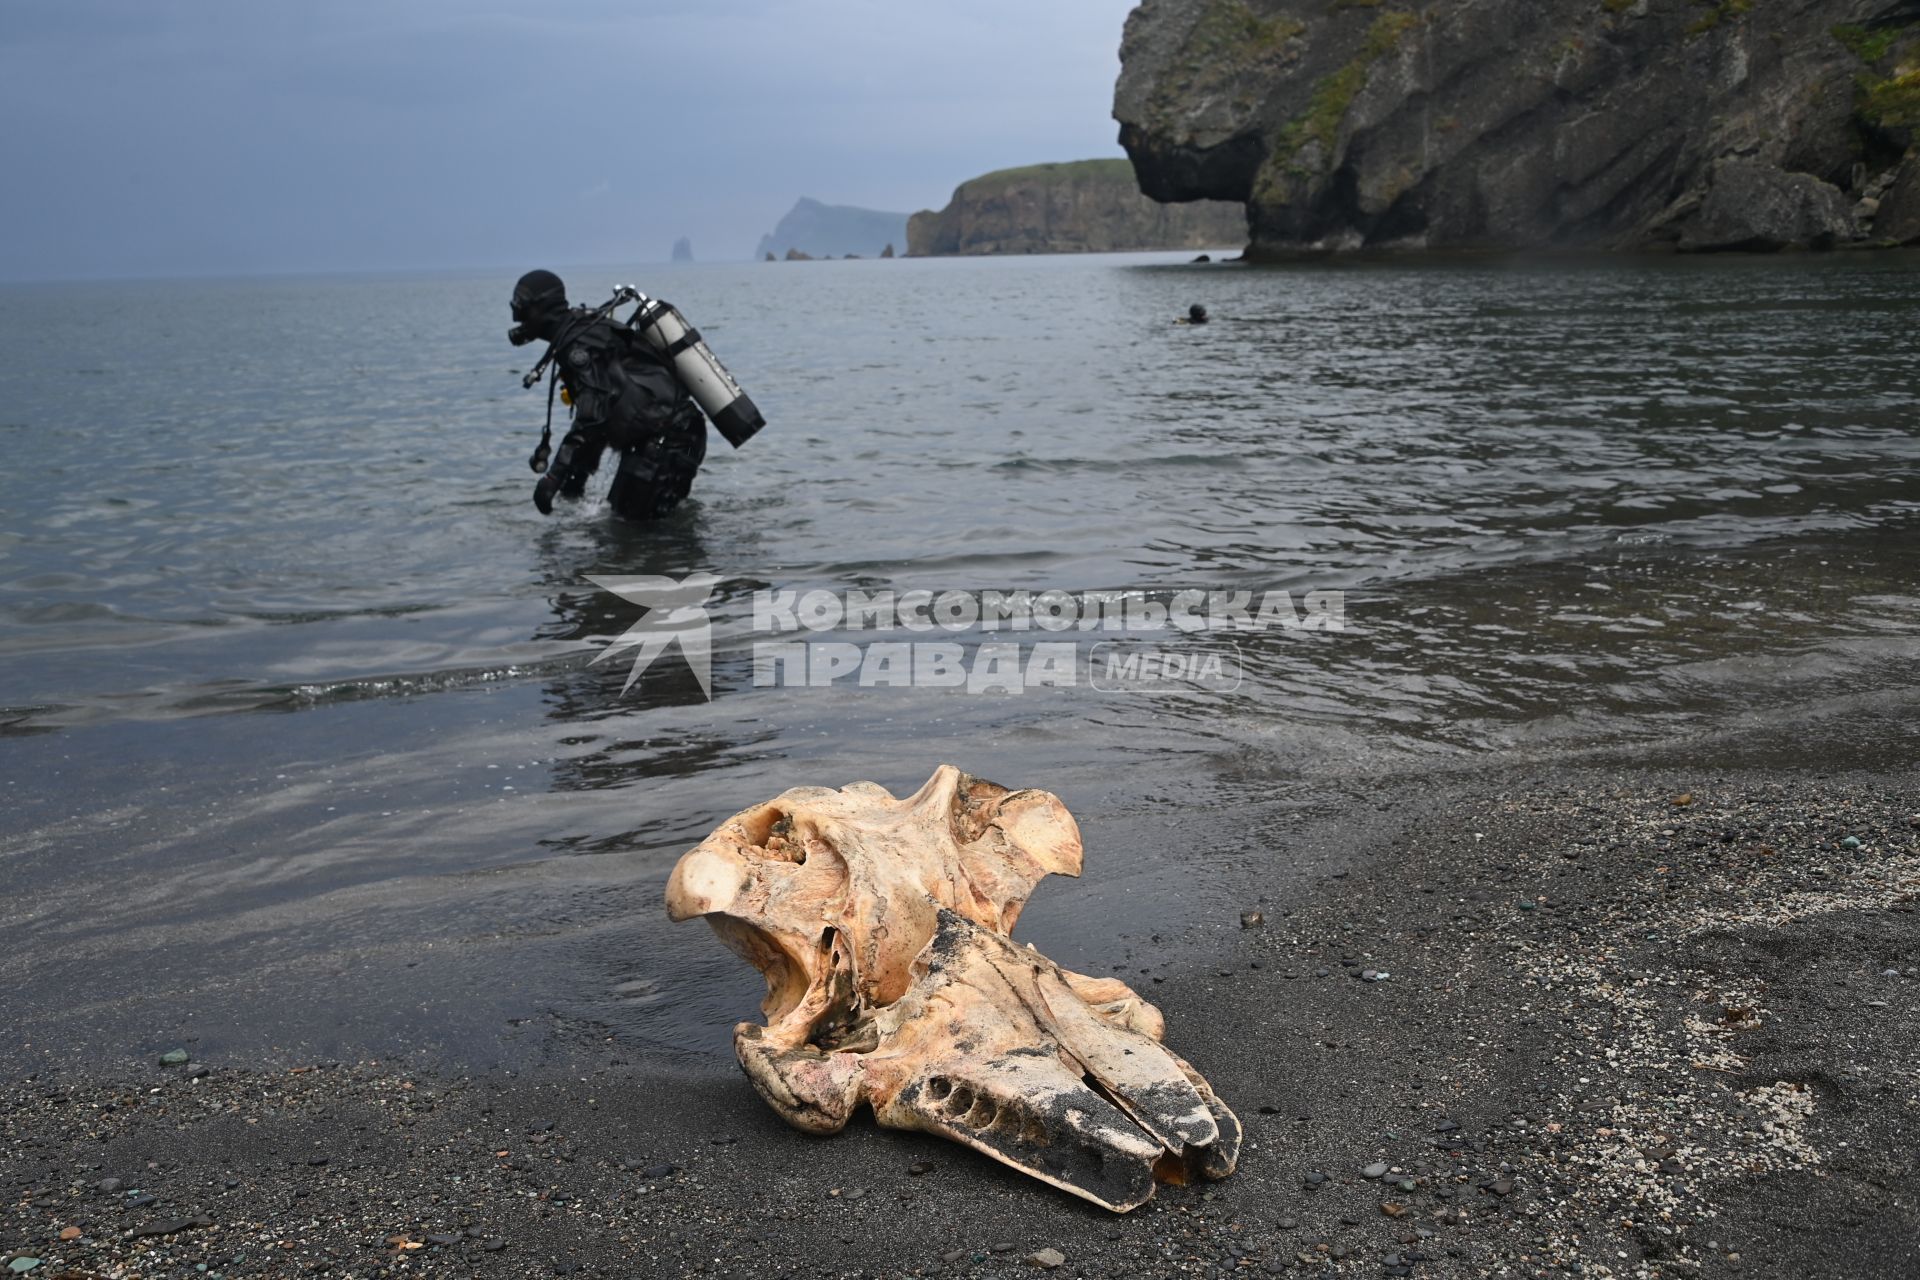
[1175,304,1209,326]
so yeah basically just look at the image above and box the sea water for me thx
[3,251,1917,1067]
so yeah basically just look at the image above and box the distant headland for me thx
[754,198,910,261]
[906,158,1245,256]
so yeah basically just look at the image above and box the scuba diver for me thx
[508,270,765,520]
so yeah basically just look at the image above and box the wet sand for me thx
[5,709,1917,1280]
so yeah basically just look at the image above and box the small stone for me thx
[1278,1217,1299,1230]
[481,1239,507,1252]
[842,1187,867,1201]
[96,1178,123,1193]
[1671,793,1693,807]
[1381,1202,1407,1218]
[1361,1162,1389,1179]
[9,1260,41,1275]
[640,1163,675,1179]
[908,1161,933,1176]
[58,1228,81,1241]
[1486,1177,1515,1197]
[991,1241,1018,1253]
[1842,836,1861,848]
[1240,910,1264,929]
[1304,1171,1329,1186]
[941,1249,966,1263]
[1027,1248,1066,1269]
[159,1050,189,1067]
[130,1217,213,1239]
[306,1156,328,1167]
[529,1119,555,1133]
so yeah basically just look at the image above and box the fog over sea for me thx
[3,250,1918,1070]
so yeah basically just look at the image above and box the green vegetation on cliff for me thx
[1686,0,1751,38]
[1832,23,1902,63]
[1257,9,1419,195]
[1148,0,1307,120]
[956,159,1135,191]
[1862,68,1920,130]
[1832,21,1920,133]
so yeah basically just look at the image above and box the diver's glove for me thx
[534,466,575,515]
[533,437,581,514]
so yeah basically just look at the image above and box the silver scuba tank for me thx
[622,290,765,448]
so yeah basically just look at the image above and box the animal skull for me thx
[666,764,1240,1211]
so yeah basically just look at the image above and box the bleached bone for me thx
[666,764,1239,1210]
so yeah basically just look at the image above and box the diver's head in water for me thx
[1188,304,1209,325]
[508,270,569,345]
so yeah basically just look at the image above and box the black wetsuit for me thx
[542,307,707,520]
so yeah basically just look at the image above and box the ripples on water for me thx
[1,252,1917,1064]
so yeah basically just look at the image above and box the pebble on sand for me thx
[1027,1248,1066,1269]
[158,1049,189,1067]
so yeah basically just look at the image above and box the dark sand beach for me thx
[8,696,1917,1280]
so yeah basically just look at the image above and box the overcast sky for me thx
[0,0,1142,280]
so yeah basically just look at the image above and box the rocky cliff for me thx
[907,159,1246,255]
[1113,0,1920,254]
[754,198,910,261]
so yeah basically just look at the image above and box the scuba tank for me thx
[621,289,765,449]
[518,285,766,479]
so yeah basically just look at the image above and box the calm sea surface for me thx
[3,251,1918,1068]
